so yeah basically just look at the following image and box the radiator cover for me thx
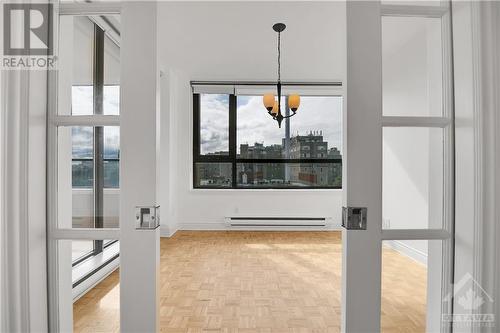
[225,216,332,227]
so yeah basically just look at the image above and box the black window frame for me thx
[192,93,342,189]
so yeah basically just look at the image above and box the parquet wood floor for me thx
[73,231,427,333]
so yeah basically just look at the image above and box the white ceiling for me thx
[158,1,346,82]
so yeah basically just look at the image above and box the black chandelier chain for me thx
[277,31,281,83]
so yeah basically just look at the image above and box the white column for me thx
[120,2,160,332]
[342,2,383,332]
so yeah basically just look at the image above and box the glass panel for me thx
[59,15,121,115]
[381,240,445,332]
[103,85,120,115]
[237,95,285,158]
[382,16,443,116]
[194,163,232,188]
[69,239,120,331]
[58,16,94,115]
[104,126,120,188]
[56,240,120,332]
[103,184,120,228]
[200,94,229,155]
[73,268,120,332]
[71,86,93,116]
[58,126,120,228]
[104,30,120,115]
[72,241,94,262]
[289,96,343,159]
[383,127,444,229]
[236,163,341,188]
[104,239,116,247]
[71,126,93,188]
[71,240,119,283]
[237,96,342,159]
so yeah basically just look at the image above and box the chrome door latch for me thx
[135,205,160,230]
[342,207,367,230]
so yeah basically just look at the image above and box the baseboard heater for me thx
[225,216,331,227]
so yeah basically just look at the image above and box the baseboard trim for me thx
[173,221,342,232]
[160,225,178,238]
[385,240,427,266]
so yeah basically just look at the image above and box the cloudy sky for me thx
[71,86,120,159]
[201,94,343,155]
[71,89,342,159]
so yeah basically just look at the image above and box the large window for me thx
[193,90,342,189]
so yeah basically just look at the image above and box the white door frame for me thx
[342,2,383,331]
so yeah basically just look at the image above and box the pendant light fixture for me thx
[262,23,300,128]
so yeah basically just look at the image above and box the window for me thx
[70,126,120,189]
[193,91,342,189]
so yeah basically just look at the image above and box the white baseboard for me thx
[385,240,427,266]
[160,224,178,237]
[174,221,342,232]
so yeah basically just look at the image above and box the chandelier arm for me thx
[282,111,297,119]
[267,111,277,119]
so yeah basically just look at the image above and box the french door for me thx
[47,3,122,331]
[342,1,454,332]
[48,2,161,332]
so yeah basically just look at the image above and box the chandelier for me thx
[262,23,300,128]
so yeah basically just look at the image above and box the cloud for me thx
[200,94,343,154]
[200,94,230,154]
[70,85,120,159]
[71,126,120,159]
[71,126,93,158]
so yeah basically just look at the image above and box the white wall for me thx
[157,1,346,233]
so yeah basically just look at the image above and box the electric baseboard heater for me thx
[225,217,332,227]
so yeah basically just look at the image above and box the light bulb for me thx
[288,94,300,112]
[263,93,275,111]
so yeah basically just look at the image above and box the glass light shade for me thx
[289,94,300,111]
[263,93,275,111]
[271,101,279,115]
